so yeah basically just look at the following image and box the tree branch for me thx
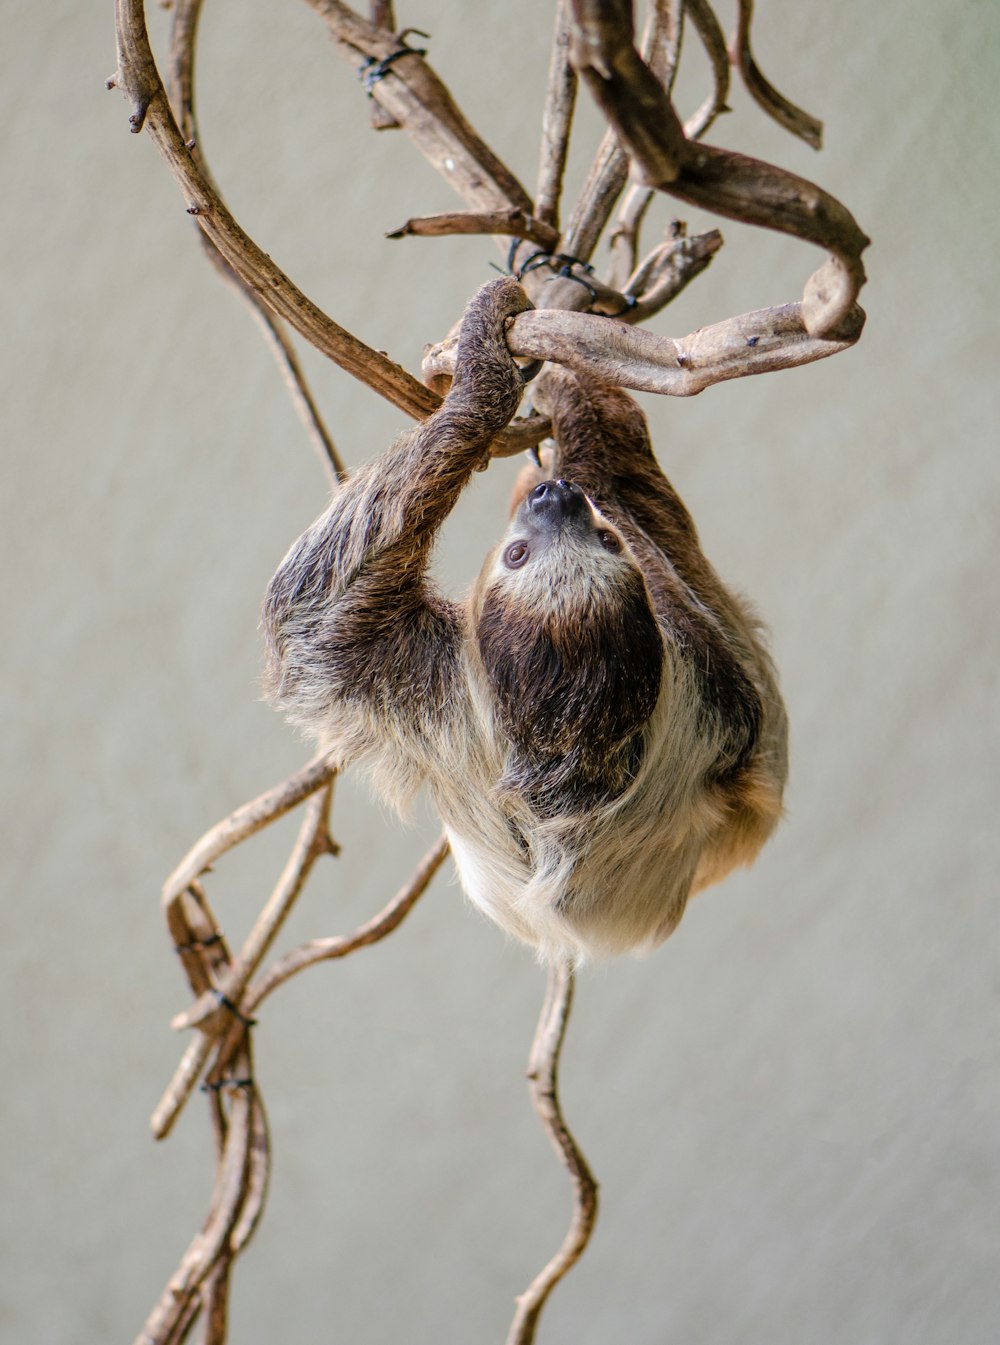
[110,0,442,421]
[303,0,534,216]
[506,963,598,1345]
[730,0,823,149]
[535,0,579,230]
[387,209,559,250]
[567,0,868,336]
[425,298,864,397]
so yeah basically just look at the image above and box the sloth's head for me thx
[473,479,664,809]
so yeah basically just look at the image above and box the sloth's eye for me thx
[598,531,622,553]
[504,541,530,569]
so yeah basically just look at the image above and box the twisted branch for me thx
[506,964,598,1345]
[567,0,868,336]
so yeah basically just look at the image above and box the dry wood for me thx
[387,209,560,250]
[111,2,870,1341]
[365,0,400,129]
[506,964,598,1345]
[567,0,867,336]
[731,0,824,149]
[110,0,442,421]
[424,296,863,395]
[535,0,579,230]
[683,0,731,140]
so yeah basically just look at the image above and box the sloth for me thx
[263,277,787,964]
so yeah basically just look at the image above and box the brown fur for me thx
[262,278,787,964]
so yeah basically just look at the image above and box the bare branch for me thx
[535,0,579,230]
[303,0,533,215]
[606,184,656,292]
[165,1,346,483]
[366,0,399,129]
[604,0,686,293]
[567,0,868,336]
[170,787,336,1034]
[427,298,864,397]
[246,834,450,1012]
[647,0,685,91]
[161,755,336,906]
[621,224,724,322]
[136,1065,256,1344]
[387,209,559,250]
[111,0,442,421]
[506,964,598,1345]
[730,0,823,149]
[683,0,730,140]
[242,299,345,483]
[553,0,686,282]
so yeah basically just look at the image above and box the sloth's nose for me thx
[526,479,587,522]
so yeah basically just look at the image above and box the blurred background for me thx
[2,2,997,1341]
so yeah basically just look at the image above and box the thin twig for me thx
[366,0,399,129]
[621,224,724,322]
[606,185,657,293]
[683,0,730,140]
[730,0,823,149]
[170,787,337,1033]
[506,963,598,1345]
[136,1072,254,1345]
[161,754,335,906]
[535,0,578,230]
[386,209,559,250]
[246,833,449,1011]
[169,0,343,481]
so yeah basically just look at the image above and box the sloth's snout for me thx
[526,479,588,526]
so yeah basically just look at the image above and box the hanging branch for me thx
[506,964,598,1345]
[165,0,345,481]
[730,0,824,149]
[109,0,441,421]
[535,0,579,231]
[141,770,443,1345]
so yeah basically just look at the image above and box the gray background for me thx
[2,2,997,1342]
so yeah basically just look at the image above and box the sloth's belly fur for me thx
[341,664,781,966]
[443,807,697,966]
[433,709,726,965]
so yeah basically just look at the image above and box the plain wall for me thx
[1,2,997,1342]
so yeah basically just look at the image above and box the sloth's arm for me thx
[262,278,530,739]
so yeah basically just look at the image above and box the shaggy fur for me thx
[262,278,788,964]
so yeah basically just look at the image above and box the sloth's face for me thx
[480,479,640,617]
[473,480,664,788]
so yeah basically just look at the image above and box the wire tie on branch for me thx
[211,990,256,1028]
[201,1077,255,1095]
[358,34,429,94]
[173,932,224,954]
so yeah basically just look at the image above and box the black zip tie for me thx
[556,266,599,303]
[201,1076,255,1094]
[174,931,223,954]
[611,293,639,318]
[212,990,257,1027]
[519,251,557,279]
[358,42,427,94]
